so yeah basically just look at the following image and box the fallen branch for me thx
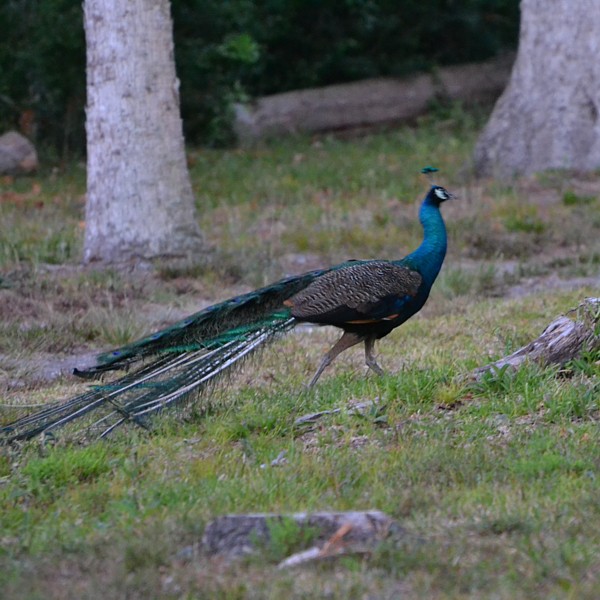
[294,399,378,426]
[473,297,600,379]
[277,522,355,569]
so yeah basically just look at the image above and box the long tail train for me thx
[1,271,320,442]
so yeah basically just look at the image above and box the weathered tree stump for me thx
[474,298,600,379]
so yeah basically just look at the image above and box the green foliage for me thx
[261,517,319,563]
[21,445,112,498]
[503,205,546,234]
[0,0,519,151]
[566,349,600,379]
[562,190,597,206]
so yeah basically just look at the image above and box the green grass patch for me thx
[562,190,597,206]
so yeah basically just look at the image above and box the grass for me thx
[0,107,599,598]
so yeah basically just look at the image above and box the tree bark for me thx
[474,0,600,178]
[84,0,203,263]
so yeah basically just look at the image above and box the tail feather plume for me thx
[2,314,296,443]
[77,270,324,377]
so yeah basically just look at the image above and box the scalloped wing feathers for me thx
[285,261,422,324]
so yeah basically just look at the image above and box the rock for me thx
[200,510,403,560]
[0,131,38,175]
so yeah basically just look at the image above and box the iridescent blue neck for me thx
[405,196,447,284]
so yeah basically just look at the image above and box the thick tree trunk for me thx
[84,0,203,263]
[474,0,600,178]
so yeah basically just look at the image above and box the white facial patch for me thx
[434,188,448,200]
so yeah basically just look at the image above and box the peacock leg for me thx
[364,336,385,376]
[308,331,364,388]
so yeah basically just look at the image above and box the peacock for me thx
[1,181,453,443]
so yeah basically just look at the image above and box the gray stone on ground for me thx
[0,131,38,175]
[174,510,408,562]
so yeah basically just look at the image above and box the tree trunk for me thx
[84,0,203,263]
[474,0,600,178]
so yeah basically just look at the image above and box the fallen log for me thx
[234,53,514,144]
[473,297,600,379]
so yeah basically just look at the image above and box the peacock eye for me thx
[434,188,448,200]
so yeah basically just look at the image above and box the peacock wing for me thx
[285,260,422,324]
[79,268,328,376]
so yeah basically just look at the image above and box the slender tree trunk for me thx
[84,0,203,263]
[474,0,600,178]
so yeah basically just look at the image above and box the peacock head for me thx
[420,167,453,206]
[427,185,454,206]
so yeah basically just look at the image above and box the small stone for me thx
[0,131,38,175]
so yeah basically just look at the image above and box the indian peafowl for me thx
[1,183,453,442]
